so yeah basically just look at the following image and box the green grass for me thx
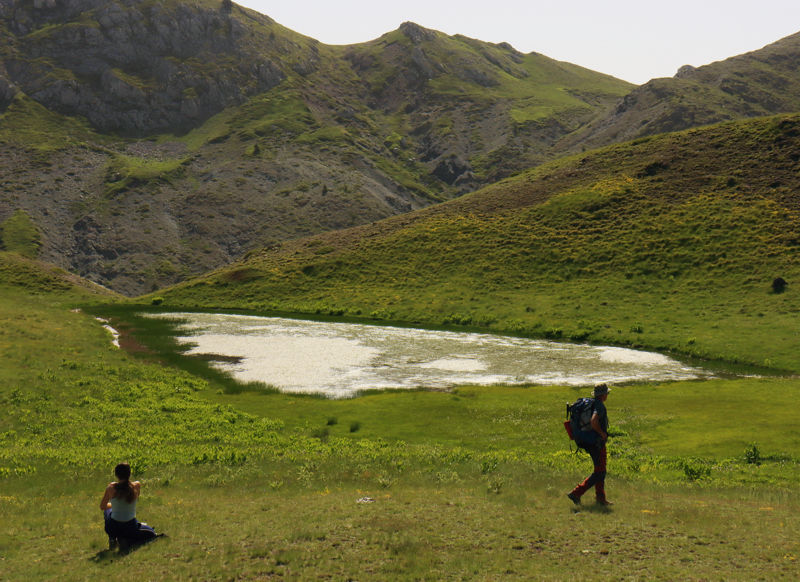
[110,68,157,90]
[4,108,800,578]
[0,94,98,151]
[179,88,316,150]
[295,125,351,145]
[22,12,100,42]
[200,379,799,462]
[2,251,800,579]
[0,210,41,258]
[0,251,114,296]
[3,471,799,580]
[104,154,189,196]
[418,33,632,129]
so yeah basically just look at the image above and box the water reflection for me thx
[149,312,713,398]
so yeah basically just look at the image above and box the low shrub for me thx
[745,442,762,465]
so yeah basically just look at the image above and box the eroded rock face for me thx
[399,21,438,45]
[0,0,297,134]
[432,155,472,185]
[0,73,17,109]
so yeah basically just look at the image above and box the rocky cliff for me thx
[0,0,319,134]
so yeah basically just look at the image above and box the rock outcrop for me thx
[0,71,17,109]
[0,0,316,134]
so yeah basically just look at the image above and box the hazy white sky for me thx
[235,0,800,85]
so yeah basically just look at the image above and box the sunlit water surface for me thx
[149,313,713,398]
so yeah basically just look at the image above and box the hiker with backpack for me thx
[566,383,612,506]
[99,462,159,551]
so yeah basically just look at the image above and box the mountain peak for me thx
[557,28,800,153]
[398,21,438,44]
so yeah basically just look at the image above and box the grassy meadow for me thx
[4,113,800,581]
[2,240,800,580]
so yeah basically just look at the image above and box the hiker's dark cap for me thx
[593,384,610,396]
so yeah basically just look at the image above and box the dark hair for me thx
[113,462,136,503]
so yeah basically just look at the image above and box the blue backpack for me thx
[564,397,596,445]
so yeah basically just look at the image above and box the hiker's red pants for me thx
[570,443,607,501]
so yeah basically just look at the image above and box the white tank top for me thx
[110,494,137,522]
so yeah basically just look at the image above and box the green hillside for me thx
[0,2,632,296]
[0,250,118,297]
[3,4,800,300]
[157,113,800,372]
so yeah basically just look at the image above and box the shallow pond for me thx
[147,312,715,398]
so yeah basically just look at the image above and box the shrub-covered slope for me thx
[0,249,118,297]
[158,114,800,372]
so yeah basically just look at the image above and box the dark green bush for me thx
[772,277,788,293]
[745,442,761,465]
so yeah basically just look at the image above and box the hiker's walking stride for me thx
[567,383,612,506]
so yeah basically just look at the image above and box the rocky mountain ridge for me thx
[1,1,799,296]
[0,0,634,294]
[559,31,800,152]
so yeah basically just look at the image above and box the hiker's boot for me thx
[567,492,581,505]
[594,481,611,506]
[108,537,117,551]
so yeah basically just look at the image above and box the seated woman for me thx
[100,462,156,550]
